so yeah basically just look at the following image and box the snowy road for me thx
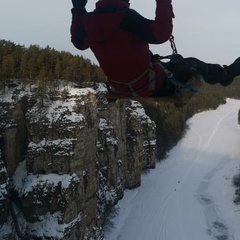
[105,99,240,240]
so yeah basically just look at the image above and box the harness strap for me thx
[148,63,156,91]
[157,61,199,93]
[108,63,157,96]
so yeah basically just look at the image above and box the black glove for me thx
[72,0,87,9]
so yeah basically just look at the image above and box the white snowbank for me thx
[105,98,240,240]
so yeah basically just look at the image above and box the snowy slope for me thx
[105,98,240,240]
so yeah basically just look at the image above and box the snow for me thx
[67,87,95,97]
[0,182,8,201]
[99,118,113,131]
[98,118,118,145]
[13,161,80,197]
[46,99,85,123]
[105,98,240,240]
[28,138,77,157]
[0,82,25,104]
[127,100,151,123]
[27,211,81,239]
[94,83,108,94]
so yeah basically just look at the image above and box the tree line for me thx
[143,79,240,158]
[2,40,240,159]
[0,39,106,90]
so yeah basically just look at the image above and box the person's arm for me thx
[70,0,89,50]
[120,0,173,44]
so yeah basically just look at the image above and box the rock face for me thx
[0,83,156,239]
[0,150,10,225]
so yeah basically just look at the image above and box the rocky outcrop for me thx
[0,150,10,225]
[0,83,156,239]
[1,95,28,176]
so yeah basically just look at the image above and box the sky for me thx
[0,0,240,65]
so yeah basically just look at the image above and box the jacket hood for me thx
[82,0,129,42]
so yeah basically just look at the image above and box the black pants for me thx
[167,57,229,86]
[152,54,232,96]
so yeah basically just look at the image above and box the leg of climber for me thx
[168,56,240,86]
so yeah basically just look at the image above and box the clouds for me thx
[0,0,240,65]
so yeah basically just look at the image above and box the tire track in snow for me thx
[193,103,237,240]
[148,117,205,240]
[150,126,204,240]
[135,175,175,240]
[171,102,237,240]
[105,100,240,240]
[204,105,236,150]
[191,102,236,153]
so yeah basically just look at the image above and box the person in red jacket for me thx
[70,0,240,97]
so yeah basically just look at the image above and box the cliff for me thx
[0,81,156,239]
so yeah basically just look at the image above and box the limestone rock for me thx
[0,83,156,239]
[1,96,28,176]
[0,150,10,224]
[125,100,156,188]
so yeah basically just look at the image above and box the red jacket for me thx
[71,0,173,96]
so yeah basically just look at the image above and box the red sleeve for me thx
[70,9,89,50]
[152,0,173,43]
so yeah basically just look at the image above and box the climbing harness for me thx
[107,62,165,96]
[160,62,199,93]
[107,34,200,97]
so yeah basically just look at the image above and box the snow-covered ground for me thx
[105,98,240,240]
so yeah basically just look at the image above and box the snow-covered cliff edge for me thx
[0,82,156,239]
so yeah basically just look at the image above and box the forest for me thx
[0,39,106,91]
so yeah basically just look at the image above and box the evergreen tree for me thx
[0,39,105,86]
